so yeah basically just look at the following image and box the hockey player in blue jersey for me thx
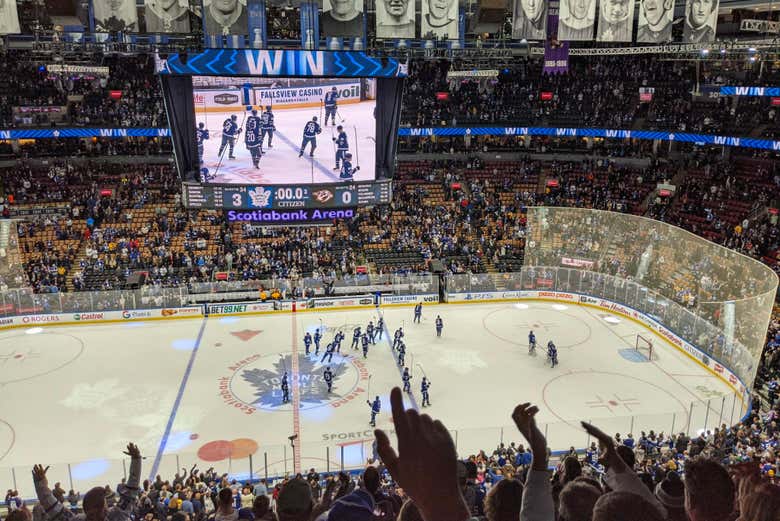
[361,333,370,358]
[397,341,405,366]
[196,122,209,164]
[366,321,375,344]
[528,330,536,355]
[323,86,339,126]
[367,395,380,426]
[244,109,263,169]
[547,340,558,368]
[421,377,431,407]
[323,366,333,393]
[332,125,349,170]
[392,327,404,350]
[281,372,290,404]
[402,367,412,393]
[320,342,335,364]
[414,302,422,323]
[299,116,321,157]
[352,326,361,349]
[260,106,275,148]
[435,315,444,337]
[334,330,344,352]
[375,317,384,340]
[314,328,322,355]
[339,153,359,180]
[218,114,240,160]
[303,331,312,355]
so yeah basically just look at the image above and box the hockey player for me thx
[323,366,333,393]
[352,326,361,349]
[402,367,412,393]
[367,395,380,427]
[320,342,335,364]
[435,315,444,337]
[375,316,384,340]
[314,328,322,355]
[218,114,240,160]
[260,105,275,148]
[361,333,370,358]
[323,86,339,126]
[392,327,404,350]
[299,116,321,157]
[547,340,558,368]
[366,321,375,345]
[528,330,536,355]
[332,125,349,170]
[397,341,406,366]
[303,331,312,355]
[414,302,422,323]
[339,152,359,180]
[421,377,431,407]
[196,122,209,164]
[281,372,290,404]
[334,330,344,353]
[244,109,263,169]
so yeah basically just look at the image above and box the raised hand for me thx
[123,443,141,458]
[512,402,548,470]
[581,421,622,470]
[32,464,50,486]
[374,387,469,521]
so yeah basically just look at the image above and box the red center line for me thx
[290,310,301,474]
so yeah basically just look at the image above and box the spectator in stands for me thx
[683,456,735,521]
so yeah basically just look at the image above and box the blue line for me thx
[149,317,209,479]
[375,303,419,411]
[273,128,341,181]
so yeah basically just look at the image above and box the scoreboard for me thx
[182,180,392,210]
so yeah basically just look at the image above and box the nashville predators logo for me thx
[313,190,334,203]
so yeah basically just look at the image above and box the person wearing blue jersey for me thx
[244,109,263,169]
[421,377,431,407]
[196,122,209,164]
[352,326,361,349]
[339,153,359,180]
[320,342,335,364]
[334,330,344,352]
[298,116,321,157]
[414,302,422,323]
[528,330,536,355]
[260,106,275,148]
[435,315,443,337]
[362,333,370,358]
[332,125,349,170]
[366,321,375,344]
[547,340,558,368]
[281,371,290,404]
[323,366,333,393]
[397,341,405,366]
[392,327,404,350]
[323,86,339,126]
[375,316,384,340]
[303,331,312,355]
[314,328,322,355]
[367,395,380,426]
[218,114,240,160]
[402,367,412,393]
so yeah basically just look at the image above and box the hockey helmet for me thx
[266,105,272,111]
[231,114,237,120]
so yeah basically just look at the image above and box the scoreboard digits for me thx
[182,180,392,210]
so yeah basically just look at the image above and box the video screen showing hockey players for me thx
[193,76,377,184]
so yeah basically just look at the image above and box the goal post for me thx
[635,334,654,361]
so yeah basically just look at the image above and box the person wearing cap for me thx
[654,471,686,521]
[32,443,142,521]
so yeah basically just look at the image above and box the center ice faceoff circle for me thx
[224,351,366,412]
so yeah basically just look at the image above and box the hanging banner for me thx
[300,1,319,48]
[557,0,595,41]
[636,0,673,43]
[546,0,559,40]
[683,0,719,43]
[144,0,191,32]
[512,0,548,40]
[203,0,249,35]
[421,0,459,39]
[320,0,364,38]
[542,41,569,75]
[247,0,267,47]
[92,0,139,32]
[376,0,415,39]
[0,0,21,34]
[596,0,634,42]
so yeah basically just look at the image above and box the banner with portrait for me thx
[512,0,547,41]
[376,0,415,39]
[0,0,21,34]
[636,0,673,43]
[320,0,364,38]
[203,0,248,36]
[683,0,719,43]
[143,0,191,32]
[92,0,139,32]
[596,0,634,42]
[557,0,595,41]
[421,0,459,40]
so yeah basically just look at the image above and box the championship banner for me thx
[300,1,319,48]
[0,0,22,35]
[557,0,595,41]
[546,0,559,40]
[596,0,634,42]
[247,0,267,47]
[636,0,673,43]
[542,41,569,75]
[253,81,361,110]
[321,0,364,39]
[512,0,548,40]
[376,0,415,39]
[683,0,719,43]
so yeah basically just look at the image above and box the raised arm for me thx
[513,403,554,521]
[116,443,142,511]
[33,465,73,521]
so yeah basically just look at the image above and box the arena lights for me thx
[25,327,43,335]
[552,304,568,311]
[514,303,529,309]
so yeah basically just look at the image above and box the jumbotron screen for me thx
[193,76,376,185]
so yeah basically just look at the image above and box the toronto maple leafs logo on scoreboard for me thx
[248,188,273,208]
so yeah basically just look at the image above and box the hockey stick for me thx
[330,126,337,170]
[410,353,414,375]
[366,374,372,401]
[279,353,288,374]
[319,99,323,123]
[353,126,360,167]
[415,363,426,379]
[336,108,345,123]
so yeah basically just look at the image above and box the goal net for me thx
[635,334,654,361]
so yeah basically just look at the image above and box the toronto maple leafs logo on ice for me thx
[248,188,272,208]
[241,354,350,408]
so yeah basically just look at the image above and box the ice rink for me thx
[198,101,376,185]
[0,301,743,491]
